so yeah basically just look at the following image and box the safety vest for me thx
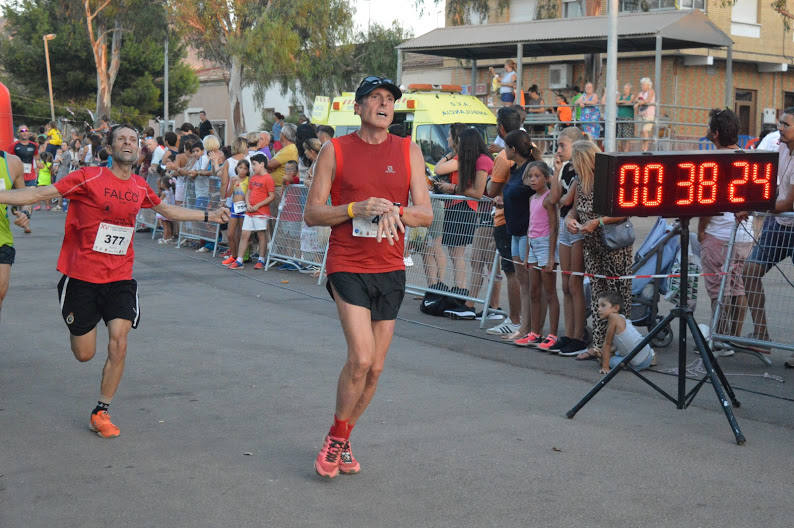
[0,152,14,248]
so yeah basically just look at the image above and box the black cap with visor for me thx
[354,76,402,102]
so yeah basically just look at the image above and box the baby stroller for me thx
[629,217,681,348]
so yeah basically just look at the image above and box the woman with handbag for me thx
[564,140,633,361]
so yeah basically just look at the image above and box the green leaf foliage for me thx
[0,0,198,128]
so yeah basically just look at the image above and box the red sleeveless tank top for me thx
[326,133,412,274]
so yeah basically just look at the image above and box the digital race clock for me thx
[593,151,779,217]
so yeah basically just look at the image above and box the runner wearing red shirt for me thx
[304,76,433,479]
[0,124,230,438]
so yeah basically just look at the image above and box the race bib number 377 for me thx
[93,223,134,255]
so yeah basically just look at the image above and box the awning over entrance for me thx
[397,9,732,60]
[396,9,735,149]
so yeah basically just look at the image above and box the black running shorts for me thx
[57,275,140,336]
[326,270,406,321]
[0,245,15,265]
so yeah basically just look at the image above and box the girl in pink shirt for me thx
[524,161,560,350]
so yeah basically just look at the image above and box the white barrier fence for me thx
[177,176,222,256]
[404,193,501,328]
[265,184,330,284]
[711,212,794,364]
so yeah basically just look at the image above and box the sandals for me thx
[575,348,601,361]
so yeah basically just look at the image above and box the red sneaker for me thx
[89,410,120,438]
[339,440,360,474]
[228,261,243,270]
[220,249,231,258]
[514,332,542,347]
[222,256,236,266]
[254,261,265,270]
[537,334,558,351]
[314,434,345,479]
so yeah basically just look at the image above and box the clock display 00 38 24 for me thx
[593,151,779,217]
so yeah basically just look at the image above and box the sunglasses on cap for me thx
[359,76,396,88]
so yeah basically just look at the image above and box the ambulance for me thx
[311,85,497,167]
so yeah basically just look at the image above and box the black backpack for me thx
[419,282,458,316]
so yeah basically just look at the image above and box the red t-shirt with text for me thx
[53,167,161,284]
[247,172,275,217]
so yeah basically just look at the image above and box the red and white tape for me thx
[525,266,727,281]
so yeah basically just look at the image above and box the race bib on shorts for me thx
[352,216,379,238]
[233,201,247,214]
[23,163,32,174]
[93,223,134,255]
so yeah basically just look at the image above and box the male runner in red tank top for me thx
[305,76,433,479]
[0,124,230,438]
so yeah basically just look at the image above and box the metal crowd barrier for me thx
[265,183,330,284]
[177,176,222,256]
[403,193,501,328]
[711,212,794,364]
[135,171,162,239]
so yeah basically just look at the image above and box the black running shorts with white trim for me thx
[0,245,15,265]
[57,275,140,336]
[326,270,406,321]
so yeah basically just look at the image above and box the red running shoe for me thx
[339,440,360,475]
[228,261,244,270]
[514,332,542,347]
[222,256,236,266]
[89,410,120,438]
[314,434,345,479]
[253,261,265,270]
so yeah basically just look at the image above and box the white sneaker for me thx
[486,320,520,336]
[196,246,210,253]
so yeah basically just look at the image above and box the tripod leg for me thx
[688,315,741,408]
[686,314,746,445]
[567,310,678,419]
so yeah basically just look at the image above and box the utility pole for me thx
[163,37,169,135]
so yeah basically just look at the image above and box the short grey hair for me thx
[640,77,652,87]
[280,123,297,143]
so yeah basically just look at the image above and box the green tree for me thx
[169,0,354,136]
[0,0,198,128]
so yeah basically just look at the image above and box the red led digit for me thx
[753,162,773,199]
[697,162,718,205]
[729,161,750,203]
[642,163,663,206]
[618,163,640,208]
[676,162,696,205]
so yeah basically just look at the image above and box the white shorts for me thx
[242,215,269,231]
[528,236,558,267]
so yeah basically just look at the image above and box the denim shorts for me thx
[610,350,654,371]
[500,92,515,103]
[558,217,583,247]
[511,235,527,262]
[528,236,558,266]
[747,215,794,272]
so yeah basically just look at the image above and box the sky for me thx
[351,0,445,37]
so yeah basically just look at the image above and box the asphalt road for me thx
[1,212,792,528]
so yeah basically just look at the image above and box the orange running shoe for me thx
[254,261,265,270]
[222,256,236,266]
[339,440,360,475]
[89,410,120,438]
[314,434,345,479]
[228,260,244,270]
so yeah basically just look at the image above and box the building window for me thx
[464,5,488,24]
[619,0,703,11]
[731,0,760,38]
[510,0,537,22]
[563,0,584,18]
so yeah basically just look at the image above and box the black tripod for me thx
[566,217,746,445]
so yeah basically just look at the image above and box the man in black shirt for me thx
[12,125,38,187]
[198,111,214,139]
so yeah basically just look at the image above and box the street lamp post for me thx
[43,33,56,122]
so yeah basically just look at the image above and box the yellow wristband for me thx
[347,202,355,218]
